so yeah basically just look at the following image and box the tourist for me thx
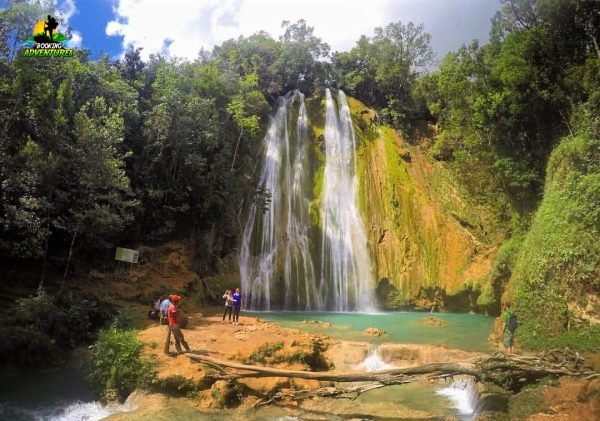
[232,287,242,325]
[148,295,161,320]
[164,294,191,355]
[222,290,234,324]
[159,294,171,325]
[501,301,517,355]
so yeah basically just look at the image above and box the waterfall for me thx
[358,346,394,372]
[240,89,376,311]
[284,94,320,310]
[320,89,376,311]
[240,92,318,310]
[436,375,480,419]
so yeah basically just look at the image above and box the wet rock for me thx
[418,316,446,326]
[363,327,386,336]
[301,320,331,328]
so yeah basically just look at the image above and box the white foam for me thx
[23,397,136,421]
[436,377,478,418]
[357,348,394,372]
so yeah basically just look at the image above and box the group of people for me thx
[222,288,242,325]
[155,294,191,355]
[153,287,243,356]
[155,291,515,357]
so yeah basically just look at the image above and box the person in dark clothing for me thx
[222,290,234,324]
[232,287,242,325]
[501,301,516,355]
[164,295,190,355]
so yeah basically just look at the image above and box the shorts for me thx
[503,330,514,348]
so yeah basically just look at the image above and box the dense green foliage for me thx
[510,135,600,351]
[0,288,111,365]
[86,327,156,401]
[418,0,599,215]
[417,0,600,348]
[1,0,599,351]
[0,3,329,278]
[333,21,434,128]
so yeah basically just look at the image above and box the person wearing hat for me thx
[164,294,191,355]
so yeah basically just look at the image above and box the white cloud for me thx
[56,0,83,47]
[57,0,76,21]
[106,0,499,60]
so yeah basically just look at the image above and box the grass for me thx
[507,384,549,420]
[246,341,285,364]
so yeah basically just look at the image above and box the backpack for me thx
[507,313,518,333]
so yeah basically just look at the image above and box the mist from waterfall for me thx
[240,89,375,311]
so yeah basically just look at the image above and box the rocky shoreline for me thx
[104,311,600,420]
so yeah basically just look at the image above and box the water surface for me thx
[250,311,494,352]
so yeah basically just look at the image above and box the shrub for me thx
[111,307,144,330]
[0,326,56,366]
[86,328,156,401]
[5,289,112,365]
[246,341,285,364]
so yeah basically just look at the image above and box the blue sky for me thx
[50,0,500,61]
[68,0,122,59]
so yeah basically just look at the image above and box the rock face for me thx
[346,96,501,310]
[230,94,502,312]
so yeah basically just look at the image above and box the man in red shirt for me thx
[164,294,191,355]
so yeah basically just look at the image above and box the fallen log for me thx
[187,349,599,405]
[186,353,480,382]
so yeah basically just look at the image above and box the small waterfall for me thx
[358,346,394,372]
[320,89,376,311]
[436,375,480,420]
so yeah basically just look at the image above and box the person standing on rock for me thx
[222,290,234,324]
[232,287,242,326]
[164,294,191,355]
[501,301,517,355]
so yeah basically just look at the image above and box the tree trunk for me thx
[187,349,599,386]
[39,222,51,290]
[63,230,77,281]
[591,34,600,60]
[231,127,244,171]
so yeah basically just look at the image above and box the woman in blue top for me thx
[232,288,242,326]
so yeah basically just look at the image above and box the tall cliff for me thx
[301,94,504,311]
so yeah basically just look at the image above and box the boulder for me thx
[363,327,386,336]
[418,316,445,326]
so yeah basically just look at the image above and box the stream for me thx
[0,355,135,421]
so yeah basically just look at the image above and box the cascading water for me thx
[436,375,480,420]
[319,89,376,311]
[284,94,320,310]
[240,92,318,310]
[240,89,376,311]
[358,346,394,372]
